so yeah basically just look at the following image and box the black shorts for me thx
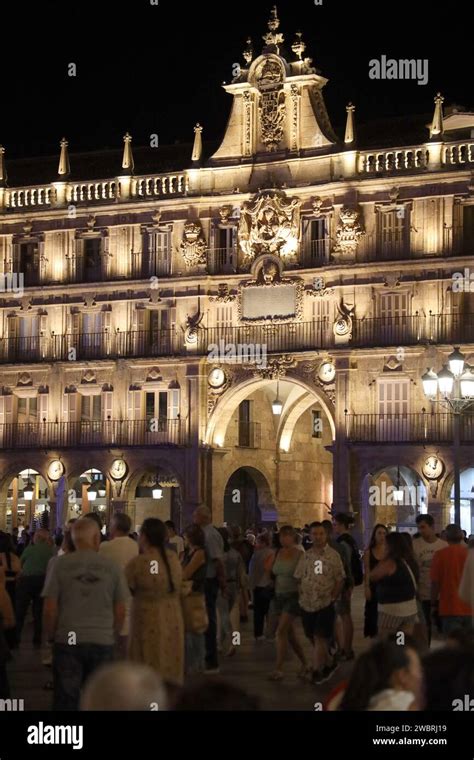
[301,604,336,641]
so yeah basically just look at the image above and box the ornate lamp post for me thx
[422,347,474,525]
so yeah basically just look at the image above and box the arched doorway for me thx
[362,465,427,540]
[130,468,183,533]
[69,468,112,528]
[5,468,50,533]
[449,468,474,535]
[223,467,277,531]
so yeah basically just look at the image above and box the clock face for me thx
[423,456,444,480]
[110,459,127,481]
[208,368,226,389]
[318,362,336,384]
[47,460,64,481]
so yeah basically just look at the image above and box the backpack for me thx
[339,534,363,586]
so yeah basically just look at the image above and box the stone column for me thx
[331,355,351,513]
[0,501,7,531]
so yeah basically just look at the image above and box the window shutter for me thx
[39,314,48,335]
[0,395,13,425]
[168,389,180,420]
[102,310,112,332]
[7,315,18,340]
[102,391,113,421]
[127,390,142,421]
[38,393,48,423]
[63,392,77,423]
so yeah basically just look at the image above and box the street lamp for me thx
[421,347,474,526]
[272,380,283,416]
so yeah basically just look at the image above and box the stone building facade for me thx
[0,10,473,538]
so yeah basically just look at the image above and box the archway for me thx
[68,468,112,529]
[361,465,428,541]
[5,468,50,533]
[127,465,184,533]
[449,468,474,535]
[223,466,277,531]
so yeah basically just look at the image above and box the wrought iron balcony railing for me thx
[347,413,474,443]
[0,419,187,449]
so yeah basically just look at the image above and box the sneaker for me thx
[204,667,220,675]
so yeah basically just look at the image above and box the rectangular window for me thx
[211,227,235,274]
[463,206,474,252]
[17,397,37,424]
[19,243,40,286]
[379,210,407,260]
[238,400,252,447]
[217,305,234,329]
[312,410,323,439]
[305,218,329,265]
[83,238,102,282]
[148,231,171,276]
[377,379,410,441]
[81,395,101,422]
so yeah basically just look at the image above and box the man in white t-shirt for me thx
[165,520,184,558]
[413,514,447,644]
[99,512,138,655]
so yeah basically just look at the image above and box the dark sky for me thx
[1,0,471,159]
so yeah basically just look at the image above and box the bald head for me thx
[71,518,100,551]
[80,662,168,711]
[193,505,212,526]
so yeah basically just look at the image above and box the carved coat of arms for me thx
[180,221,208,268]
[238,191,300,265]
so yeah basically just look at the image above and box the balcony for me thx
[130,252,171,279]
[66,255,106,284]
[0,419,187,449]
[303,239,331,267]
[347,413,474,444]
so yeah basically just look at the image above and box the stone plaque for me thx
[241,283,296,322]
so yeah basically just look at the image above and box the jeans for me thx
[53,642,115,711]
[15,575,46,645]
[204,578,219,670]
[441,616,474,635]
[421,600,432,644]
[253,587,272,638]
[185,632,205,675]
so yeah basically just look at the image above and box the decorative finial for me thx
[344,103,356,145]
[58,137,70,178]
[0,146,7,186]
[430,92,444,139]
[243,38,253,65]
[192,123,203,163]
[263,5,284,52]
[122,132,135,174]
[292,32,306,62]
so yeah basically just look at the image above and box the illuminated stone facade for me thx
[0,10,473,538]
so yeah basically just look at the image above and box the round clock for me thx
[110,459,128,481]
[208,368,226,390]
[47,460,64,481]
[318,362,336,384]
[422,455,444,480]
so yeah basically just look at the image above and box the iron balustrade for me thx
[347,413,474,443]
[130,251,171,279]
[208,248,237,275]
[0,419,187,449]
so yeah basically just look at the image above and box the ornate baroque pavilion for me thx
[0,8,473,538]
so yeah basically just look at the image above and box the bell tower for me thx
[210,6,338,165]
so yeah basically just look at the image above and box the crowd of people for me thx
[0,507,473,711]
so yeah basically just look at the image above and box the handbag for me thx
[181,591,209,635]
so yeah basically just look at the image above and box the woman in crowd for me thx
[0,566,15,698]
[126,518,184,685]
[181,524,207,674]
[248,532,274,641]
[369,532,419,637]
[217,527,244,657]
[339,636,422,710]
[266,525,308,681]
[363,524,388,639]
[0,532,21,650]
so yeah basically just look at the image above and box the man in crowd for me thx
[431,524,473,635]
[413,514,447,643]
[193,505,226,674]
[322,519,353,660]
[294,522,345,684]
[16,528,54,647]
[43,518,128,710]
[333,513,362,660]
[165,520,184,558]
[99,512,138,656]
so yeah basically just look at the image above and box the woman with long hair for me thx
[363,524,388,638]
[339,636,422,710]
[370,531,419,637]
[126,518,184,684]
[217,527,244,657]
[0,532,21,650]
[182,524,207,674]
[266,525,308,681]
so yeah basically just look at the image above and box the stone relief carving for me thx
[333,301,355,340]
[259,89,286,152]
[238,191,300,266]
[209,284,236,303]
[244,354,296,380]
[332,207,365,261]
[184,310,204,345]
[180,221,208,268]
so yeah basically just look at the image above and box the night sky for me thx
[1,0,471,160]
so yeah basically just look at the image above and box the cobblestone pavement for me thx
[4,587,391,711]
